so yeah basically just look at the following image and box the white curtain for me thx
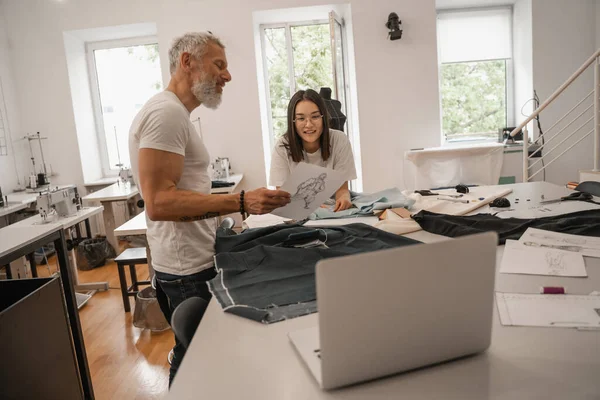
[437,7,512,63]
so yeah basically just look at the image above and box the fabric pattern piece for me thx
[412,209,600,244]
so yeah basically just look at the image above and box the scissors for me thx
[414,190,463,198]
[414,190,439,196]
[539,191,593,204]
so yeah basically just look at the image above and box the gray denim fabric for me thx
[208,223,420,324]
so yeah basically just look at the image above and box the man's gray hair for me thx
[168,32,225,75]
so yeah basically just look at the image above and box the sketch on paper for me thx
[499,240,587,277]
[530,231,586,245]
[519,228,600,258]
[523,241,589,254]
[545,252,565,275]
[271,163,345,221]
[292,173,327,209]
[495,292,600,328]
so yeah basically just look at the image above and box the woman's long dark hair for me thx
[283,89,331,163]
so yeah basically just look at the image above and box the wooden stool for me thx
[114,248,151,312]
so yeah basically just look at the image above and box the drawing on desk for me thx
[529,231,587,245]
[519,228,600,258]
[495,292,600,328]
[272,163,344,221]
[545,252,565,275]
[292,173,327,209]
[500,240,587,277]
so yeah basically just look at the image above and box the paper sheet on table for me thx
[242,214,292,229]
[518,228,600,258]
[271,163,344,221]
[496,292,600,329]
[500,240,587,277]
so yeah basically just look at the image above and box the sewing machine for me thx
[211,157,230,180]
[37,187,80,221]
[118,167,134,185]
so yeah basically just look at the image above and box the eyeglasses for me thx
[293,114,323,125]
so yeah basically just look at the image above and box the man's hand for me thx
[244,188,291,215]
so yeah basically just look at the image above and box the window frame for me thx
[259,20,329,154]
[86,35,160,176]
[437,6,515,145]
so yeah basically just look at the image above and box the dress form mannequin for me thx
[319,87,347,132]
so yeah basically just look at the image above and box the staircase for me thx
[509,49,600,184]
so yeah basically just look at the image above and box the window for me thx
[87,37,163,175]
[261,22,336,143]
[259,11,355,186]
[437,7,514,143]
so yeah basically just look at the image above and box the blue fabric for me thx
[309,188,415,220]
[208,223,420,323]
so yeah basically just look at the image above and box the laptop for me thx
[288,232,498,390]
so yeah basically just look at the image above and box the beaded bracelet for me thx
[239,190,245,215]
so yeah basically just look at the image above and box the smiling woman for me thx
[269,89,356,212]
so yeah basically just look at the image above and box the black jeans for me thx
[155,267,217,387]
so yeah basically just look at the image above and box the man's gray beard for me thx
[192,77,222,109]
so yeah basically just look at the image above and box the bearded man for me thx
[129,32,290,385]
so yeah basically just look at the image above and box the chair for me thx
[114,247,151,312]
[171,297,209,349]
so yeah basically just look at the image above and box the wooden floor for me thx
[37,248,172,400]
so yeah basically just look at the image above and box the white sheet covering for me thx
[404,143,505,190]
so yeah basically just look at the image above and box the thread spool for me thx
[540,286,566,294]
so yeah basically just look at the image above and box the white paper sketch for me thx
[292,173,327,209]
[495,292,600,328]
[519,228,600,258]
[545,252,565,275]
[271,163,345,221]
[500,240,587,277]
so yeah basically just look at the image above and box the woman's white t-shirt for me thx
[268,129,357,187]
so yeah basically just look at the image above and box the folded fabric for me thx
[309,188,415,220]
[412,209,600,244]
[208,223,420,323]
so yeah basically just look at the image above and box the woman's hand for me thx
[334,195,352,212]
[334,182,353,212]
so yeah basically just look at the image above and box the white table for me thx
[210,173,244,194]
[114,210,154,280]
[1,184,78,224]
[84,177,119,187]
[167,182,600,399]
[114,210,147,237]
[82,182,140,251]
[0,201,29,219]
[1,191,36,224]
[0,224,62,260]
[9,206,108,294]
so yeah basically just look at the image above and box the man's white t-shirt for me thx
[268,129,357,187]
[129,91,217,276]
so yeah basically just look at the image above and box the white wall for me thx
[1,0,441,194]
[6,0,593,193]
[0,2,27,193]
[513,0,533,129]
[531,0,596,184]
